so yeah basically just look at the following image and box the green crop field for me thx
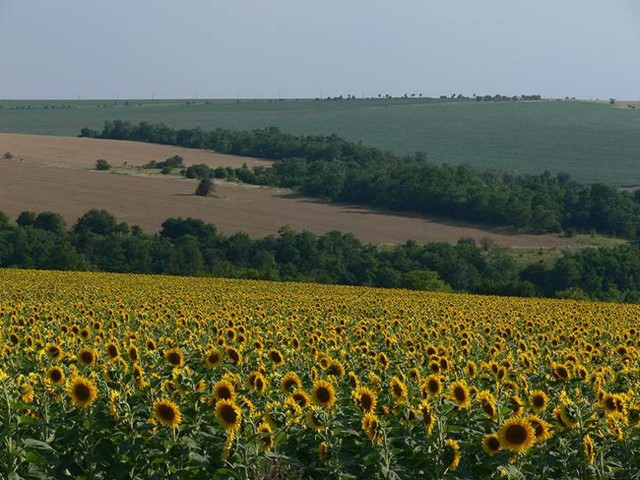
[1,98,639,185]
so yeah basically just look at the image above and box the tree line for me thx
[80,121,640,239]
[2,209,640,302]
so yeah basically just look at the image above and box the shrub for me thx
[195,179,214,197]
[3,151,13,159]
[184,164,214,179]
[95,159,111,171]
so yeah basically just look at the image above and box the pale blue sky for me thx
[1,0,639,99]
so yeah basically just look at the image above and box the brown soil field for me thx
[0,156,577,247]
[0,133,269,169]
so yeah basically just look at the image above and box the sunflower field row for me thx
[1,269,639,479]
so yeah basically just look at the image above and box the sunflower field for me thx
[1,269,640,479]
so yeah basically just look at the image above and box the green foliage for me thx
[2,208,640,302]
[95,158,111,170]
[184,163,214,179]
[142,155,184,170]
[90,120,640,239]
[32,212,66,234]
[195,179,213,197]
[16,211,36,227]
[2,98,640,184]
[399,270,451,291]
[73,209,128,236]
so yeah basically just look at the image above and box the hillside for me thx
[0,134,581,247]
[1,98,640,185]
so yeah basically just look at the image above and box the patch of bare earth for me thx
[0,135,578,247]
[0,133,269,169]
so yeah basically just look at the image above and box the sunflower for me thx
[477,390,498,421]
[292,389,311,409]
[237,395,256,416]
[77,347,97,366]
[450,381,471,409]
[105,342,119,359]
[526,415,553,443]
[267,349,284,367]
[257,421,274,451]
[215,399,242,431]
[283,395,303,419]
[45,343,63,360]
[510,395,525,416]
[250,372,267,395]
[482,434,501,456]
[553,407,569,429]
[225,346,242,365]
[127,345,139,363]
[361,412,381,444]
[164,348,184,368]
[67,376,98,409]
[529,389,548,413]
[20,384,34,403]
[583,434,595,465]
[145,338,156,351]
[306,407,326,432]
[606,411,625,441]
[311,380,336,408]
[443,439,461,471]
[222,431,234,460]
[421,374,442,399]
[377,352,389,370]
[132,363,148,388]
[326,359,345,377]
[108,389,120,418]
[390,376,408,405]
[153,398,182,428]
[497,417,535,453]
[46,366,65,385]
[205,348,223,369]
[557,402,579,429]
[600,392,623,415]
[348,371,359,388]
[318,441,330,460]
[213,379,236,401]
[280,371,302,393]
[553,363,571,381]
[353,386,377,413]
[419,400,435,435]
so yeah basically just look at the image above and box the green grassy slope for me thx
[1,98,639,185]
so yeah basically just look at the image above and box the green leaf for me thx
[22,438,55,452]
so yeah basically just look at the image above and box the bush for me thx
[399,270,452,291]
[16,211,37,227]
[195,179,214,197]
[95,159,111,171]
[3,151,13,159]
[184,164,214,179]
[143,156,183,170]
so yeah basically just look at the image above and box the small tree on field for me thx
[195,178,213,197]
[95,159,111,171]
[3,151,13,159]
